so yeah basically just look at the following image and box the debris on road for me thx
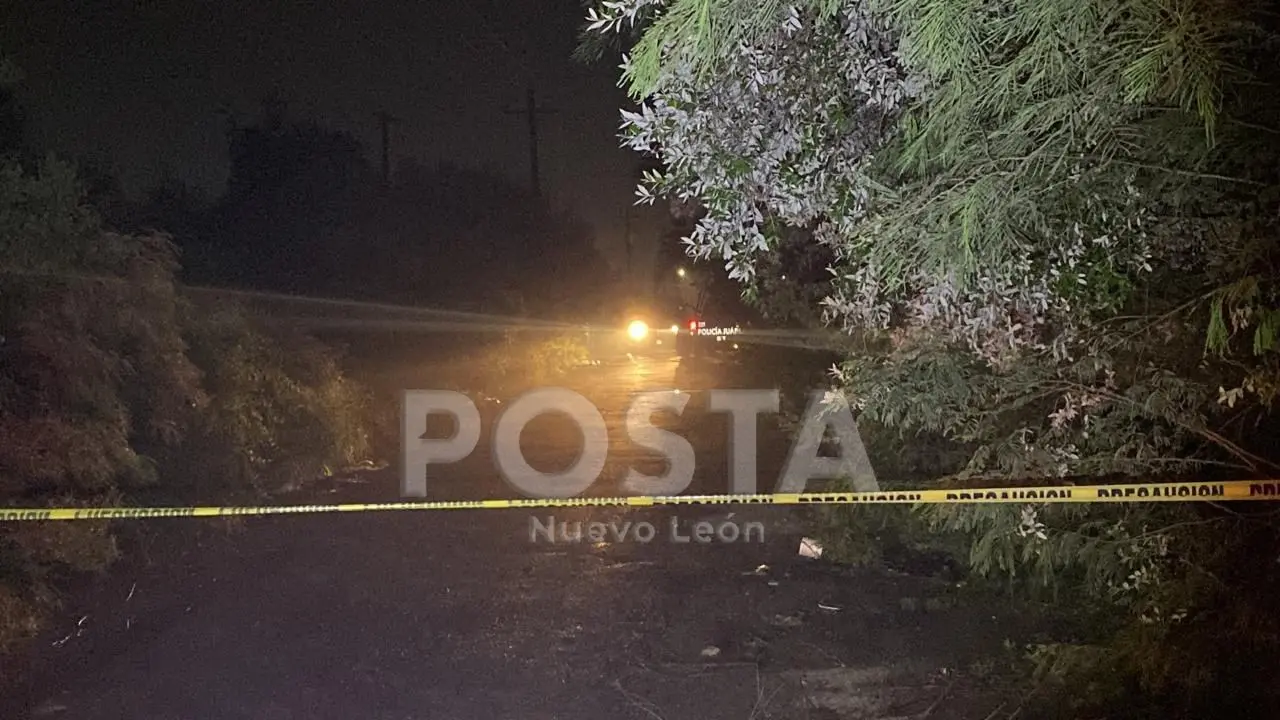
[700,645,721,658]
[50,615,89,648]
[344,459,386,471]
[817,602,842,613]
[31,699,68,716]
[798,538,823,558]
[786,666,948,719]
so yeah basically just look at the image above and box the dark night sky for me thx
[0,0,666,273]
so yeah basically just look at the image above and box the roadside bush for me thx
[174,304,372,499]
[473,330,591,393]
[766,339,1280,715]
[527,334,591,384]
[0,157,200,649]
[803,422,971,572]
[0,156,373,651]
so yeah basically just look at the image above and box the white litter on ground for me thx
[799,537,823,559]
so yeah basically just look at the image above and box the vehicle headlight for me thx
[627,320,649,341]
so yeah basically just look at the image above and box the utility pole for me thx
[375,111,400,191]
[503,86,556,197]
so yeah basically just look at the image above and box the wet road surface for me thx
[2,356,1033,719]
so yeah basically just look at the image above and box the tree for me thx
[583,0,1280,713]
[199,105,612,319]
[0,68,371,653]
[325,159,613,318]
[210,106,373,289]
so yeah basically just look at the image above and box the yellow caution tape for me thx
[1,480,1278,522]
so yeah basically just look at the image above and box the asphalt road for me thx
[2,355,1034,719]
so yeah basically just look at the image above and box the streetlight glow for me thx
[627,319,649,341]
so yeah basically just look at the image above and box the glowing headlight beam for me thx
[627,320,649,341]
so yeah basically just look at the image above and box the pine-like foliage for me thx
[584,0,1280,712]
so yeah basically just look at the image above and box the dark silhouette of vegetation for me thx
[0,74,609,656]
[0,149,372,651]
[586,0,1280,716]
[126,104,615,322]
